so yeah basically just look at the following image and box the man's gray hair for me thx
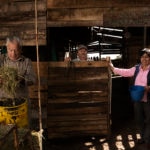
[6,36,22,50]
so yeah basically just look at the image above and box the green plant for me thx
[0,66,20,105]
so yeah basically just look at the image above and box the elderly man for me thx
[0,36,36,128]
[64,44,92,61]
[0,36,36,98]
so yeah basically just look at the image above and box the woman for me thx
[109,48,150,149]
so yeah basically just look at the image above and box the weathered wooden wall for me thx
[0,0,46,46]
[47,0,150,27]
[0,0,150,46]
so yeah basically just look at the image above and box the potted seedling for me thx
[0,66,28,127]
[0,66,19,105]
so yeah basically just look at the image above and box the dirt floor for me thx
[43,117,143,150]
[0,117,145,150]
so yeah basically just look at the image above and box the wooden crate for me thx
[48,61,112,139]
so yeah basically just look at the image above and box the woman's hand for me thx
[109,62,114,71]
[106,57,114,71]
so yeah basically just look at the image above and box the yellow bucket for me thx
[0,98,28,128]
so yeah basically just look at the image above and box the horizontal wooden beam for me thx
[47,8,103,26]
[47,8,104,21]
[47,20,103,27]
[0,23,46,46]
[47,0,150,9]
[104,7,150,27]
[47,6,150,27]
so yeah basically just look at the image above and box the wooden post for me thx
[13,125,19,150]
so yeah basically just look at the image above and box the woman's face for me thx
[140,53,150,66]
[7,41,21,61]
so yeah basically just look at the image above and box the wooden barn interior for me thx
[0,0,150,149]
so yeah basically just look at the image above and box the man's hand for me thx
[18,76,25,87]
[64,57,71,62]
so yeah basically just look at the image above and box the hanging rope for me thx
[34,0,43,150]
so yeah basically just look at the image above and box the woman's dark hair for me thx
[140,48,150,57]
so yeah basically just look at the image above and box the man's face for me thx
[7,41,21,61]
[77,48,87,61]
